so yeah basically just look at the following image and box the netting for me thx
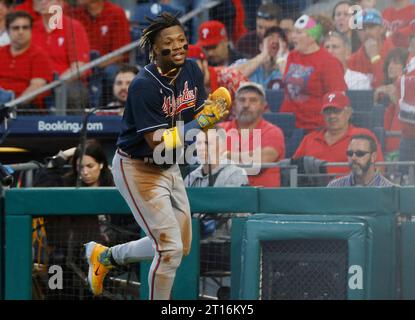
[30,213,241,300]
[197,214,232,300]
[32,215,141,300]
[1,0,414,185]
[260,239,349,300]
[1,0,414,302]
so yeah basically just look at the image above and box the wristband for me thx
[371,55,381,64]
[277,57,286,64]
[162,119,204,150]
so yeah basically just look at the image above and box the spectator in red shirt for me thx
[397,56,415,178]
[187,44,247,101]
[13,0,41,23]
[32,0,90,77]
[280,14,347,132]
[0,0,12,47]
[235,3,281,59]
[392,23,415,50]
[0,11,52,106]
[73,0,130,61]
[73,0,131,105]
[293,91,384,176]
[220,82,285,187]
[383,0,415,35]
[347,9,395,89]
[32,0,90,112]
[197,20,244,67]
[187,44,247,122]
[374,48,408,154]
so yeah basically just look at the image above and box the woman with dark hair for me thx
[63,139,114,187]
[382,47,409,85]
[33,140,114,299]
[65,140,139,245]
[375,48,409,154]
[332,0,362,53]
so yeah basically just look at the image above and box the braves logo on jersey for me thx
[162,81,198,117]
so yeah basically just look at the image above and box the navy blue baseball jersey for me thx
[117,59,207,158]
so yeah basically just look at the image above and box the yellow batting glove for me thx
[162,126,182,151]
[195,87,232,130]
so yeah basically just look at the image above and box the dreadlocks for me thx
[139,12,184,62]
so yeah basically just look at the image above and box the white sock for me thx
[110,236,155,265]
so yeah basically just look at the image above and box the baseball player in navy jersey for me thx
[84,12,231,300]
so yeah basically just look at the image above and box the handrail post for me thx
[289,166,298,188]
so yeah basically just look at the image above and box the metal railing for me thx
[9,159,415,188]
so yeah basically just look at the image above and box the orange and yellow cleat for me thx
[84,241,113,296]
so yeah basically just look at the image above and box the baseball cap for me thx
[256,3,281,21]
[197,20,227,47]
[322,91,351,111]
[360,8,383,26]
[187,44,206,60]
[236,82,266,98]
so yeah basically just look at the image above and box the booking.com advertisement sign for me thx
[0,116,121,136]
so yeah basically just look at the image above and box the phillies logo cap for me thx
[322,91,351,111]
[197,20,227,47]
[187,44,206,60]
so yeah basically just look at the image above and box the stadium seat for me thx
[263,112,295,135]
[372,126,386,152]
[372,104,387,128]
[347,91,388,130]
[265,89,284,113]
[351,111,372,129]
[346,90,374,111]
[350,106,387,130]
[263,112,305,158]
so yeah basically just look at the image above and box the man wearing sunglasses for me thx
[293,91,384,176]
[328,134,394,187]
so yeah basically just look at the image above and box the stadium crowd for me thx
[2,0,413,301]
[1,0,415,189]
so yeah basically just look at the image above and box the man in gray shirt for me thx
[184,126,249,188]
[328,134,395,187]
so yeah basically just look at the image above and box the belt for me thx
[117,148,173,169]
